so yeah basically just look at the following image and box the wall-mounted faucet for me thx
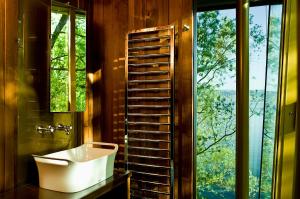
[56,124,72,135]
[36,124,72,135]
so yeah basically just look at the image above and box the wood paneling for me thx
[0,0,6,192]
[89,0,195,197]
[0,0,18,192]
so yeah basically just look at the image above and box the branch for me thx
[51,15,69,49]
[51,54,68,62]
[75,33,86,38]
[197,99,259,155]
[198,39,235,83]
[198,130,236,155]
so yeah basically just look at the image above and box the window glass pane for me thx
[75,14,86,111]
[196,5,282,198]
[196,9,236,198]
[196,5,282,199]
[248,6,269,198]
[50,11,70,112]
[260,5,282,198]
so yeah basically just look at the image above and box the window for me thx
[196,4,282,199]
[50,6,86,112]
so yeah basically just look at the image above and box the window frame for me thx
[197,0,283,11]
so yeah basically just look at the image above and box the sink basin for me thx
[33,142,118,193]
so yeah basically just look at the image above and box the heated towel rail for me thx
[125,26,175,199]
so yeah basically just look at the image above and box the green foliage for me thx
[50,12,69,112]
[75,15,87,112]
[50,11,86,112]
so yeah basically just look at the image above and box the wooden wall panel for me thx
[145,0,169,27]
[88,0,104,142]
[90,0,195,197]
[4,0,18,190]
[102,0,115,143]
[111,0,128,162]
[0,0,6,192]
[128,0,146,30]
[0,0,18,192]
[178,3,194,199]
[87,0,129,168]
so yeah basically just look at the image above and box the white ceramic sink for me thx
[33,142,118,193]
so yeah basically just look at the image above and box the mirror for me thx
[50,2,86,112]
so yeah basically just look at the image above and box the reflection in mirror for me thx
[75,14,86,111]
[50,5,86,112]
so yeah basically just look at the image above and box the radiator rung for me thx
[128,121,170,125]
[128,71,169,75]
[128,36,170,43]
[131,179,170,186]
[127,130,170,134]
[129,53,170,59]
[128,62,169,67]
[130,170,170,178]
[128,162,170,169]
[128,97,170,100]
[128,137,170,143]
[128,146,170,151]
[128,113,170,117]
[128,45,170,51]
[131,188,171,195]
[128,105,170,108]
[128,88,171,92]
[128,154,170,160]
[128,79,170,83]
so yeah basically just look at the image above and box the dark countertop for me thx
[0,171,131,199]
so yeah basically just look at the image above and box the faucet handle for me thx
[56,124,72,135]
[36,126,46,134]
[48,125,55,133]
[65,125,72,135]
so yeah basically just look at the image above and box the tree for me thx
[196,10,269,198]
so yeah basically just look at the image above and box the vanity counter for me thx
[0,171,131,199]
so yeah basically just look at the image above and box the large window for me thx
[196,4,282,199]
[50,6,86,112]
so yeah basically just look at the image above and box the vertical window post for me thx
[69,9,76,112]
[236,0,249,198]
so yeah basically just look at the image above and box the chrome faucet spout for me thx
[56,124,72,135]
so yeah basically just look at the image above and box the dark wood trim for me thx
[0,171,131,199]
[0,0,5,191]
[0,0,18,192]
[197,0,283,11]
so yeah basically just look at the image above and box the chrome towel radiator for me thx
[125,26,175,199]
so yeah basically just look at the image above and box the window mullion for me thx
[236,0,250,198]
[69,10,76,112]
